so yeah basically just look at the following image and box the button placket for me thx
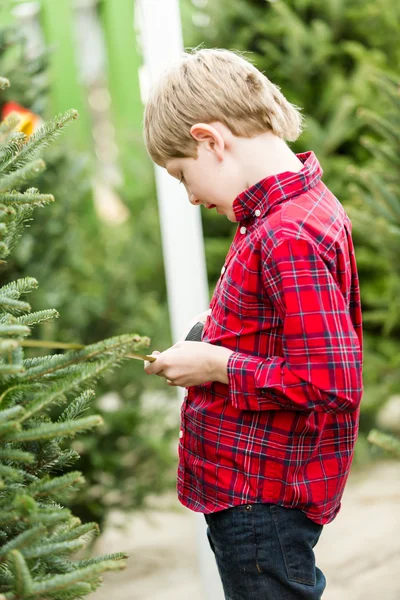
[214,223,249,296]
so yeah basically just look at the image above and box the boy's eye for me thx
[179,174,185,184]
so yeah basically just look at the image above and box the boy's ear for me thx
[190,123,225,158]
[190,123,215,142]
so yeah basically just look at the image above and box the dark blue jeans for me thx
[204,502,326,600]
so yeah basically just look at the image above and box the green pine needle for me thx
[0,159,46,192]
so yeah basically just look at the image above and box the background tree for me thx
[345,72,400,458]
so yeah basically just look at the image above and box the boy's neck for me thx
[232,131,304,190]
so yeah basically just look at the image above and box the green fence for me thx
[3,0,150,200]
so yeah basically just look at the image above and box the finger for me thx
[144,350,162,374]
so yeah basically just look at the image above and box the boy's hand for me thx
[144,341,233,387]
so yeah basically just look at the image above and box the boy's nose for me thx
[189,193,201,206]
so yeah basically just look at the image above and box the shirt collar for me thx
[232,151,323,223]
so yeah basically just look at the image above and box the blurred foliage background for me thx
[1,0,399,528]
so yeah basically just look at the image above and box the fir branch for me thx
[73,552,128,569]
[27,508,72,526]
[0,525,46,559]
[357,108,399,145]
[0,407,25,422]
[18,366,108,421]
[57,390,94,423]
[0,325,30,336]
[21,539,85,560]
[0,114,21,139]
[16,309,59,326]
[0,298,31,315]
[50,523,99,545]
[0,422,21,438]
[1,109,78,176]
[41,556,74,574]
[0,133,26,171]
[0,277,38,300]
[27,559,125,596]
[0,204,34,260]
[0,383,42,407]
[0,204,16,220]
[360,136,399,169]
[0,339,19,354]
[0,159,46,193]
[0,512,19,527]
[0,464,25,481]
[368,72,400,110]
[20,355,53,367]
[23,357,125,399]
[12,493,37,516]
[0,561,13,585]
[50,448,80,471]
[5,416,103,443]
[27,472,85,499]
[0,449,33,463]
[21,333,149,381]
[0,190,54,207]
[7,550,33,597]
[0,365,25,376]
[362,172,400,220]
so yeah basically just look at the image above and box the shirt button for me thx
[240,226,247,234]
[179,430,183,439]
[221,265,226,275]
[255,209,261,217]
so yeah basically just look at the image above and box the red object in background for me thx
[1,101,42,136]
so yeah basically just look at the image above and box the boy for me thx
[144,48,363,600]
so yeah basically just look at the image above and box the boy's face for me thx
[164,122,247,222]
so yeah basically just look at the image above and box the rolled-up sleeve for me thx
[227,238,363,413]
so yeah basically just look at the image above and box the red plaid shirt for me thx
[178,151,363,525]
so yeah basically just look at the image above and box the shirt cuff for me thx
[227,352,283,411]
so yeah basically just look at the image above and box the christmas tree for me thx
[0,76,152,597]
[0,24,176,527]
[346,72,400,458]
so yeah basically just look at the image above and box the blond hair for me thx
[143,48,304,166]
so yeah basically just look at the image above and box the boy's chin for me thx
[216,206,236,222]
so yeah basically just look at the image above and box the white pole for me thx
[135,0,209,344]
[136,1,224,599]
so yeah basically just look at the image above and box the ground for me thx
[91,459,400,600]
